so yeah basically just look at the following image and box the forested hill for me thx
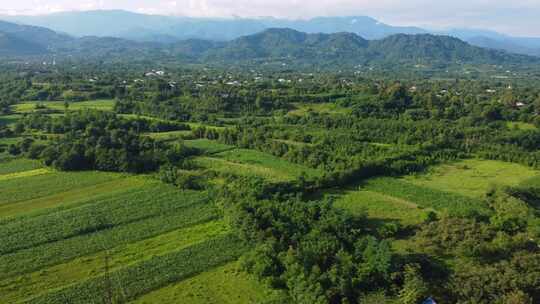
[204,29,534,65]
[203,28,370,61]
[0,21,537,68]
[0,32,47,55]
[0,20,72,50]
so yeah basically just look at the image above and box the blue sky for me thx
[1,0,540,36]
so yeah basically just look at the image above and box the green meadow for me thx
[404,159,539,198]
[14,99,116,113]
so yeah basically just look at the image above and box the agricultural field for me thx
[0,170,122,207]
[184,139,235,154]
[146,130,193,142]
[13,99,116,113]
[0,158,268,303]
[134,262,284,304]
[507,121,537,131]
[0,158,43,175]
[404,159,539,198]
[195,148,322,182]
[334,159,538,229]
[1,57,539,303]
[288,102,351,116]
[333,189,432,227]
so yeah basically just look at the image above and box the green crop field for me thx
[0,221,229,303]
[363,177,490,217]
[507,121,537,131]
[25,235,245,304]
[288,102,351,116]
[184,139,235,154]
[0,176,151,219]
[0,158,43,175]
[0,159,268,303]
[404,159,539,198]
[134,262,284,304]
[337,159,534,222]
[14,99,116,113]
[0,168,51,182]
[186,122,227,130]
[212,148,322,180]
[0,170,122,206]
[333,189,431,226]
[195,148,322,182]
[146,130,193,141]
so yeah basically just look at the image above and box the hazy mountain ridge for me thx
[2,10,540,57]
[0,11,424,41]
[0,31,47,55]
[0,20,72,49]
[0,20,536,67]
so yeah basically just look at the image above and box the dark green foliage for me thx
[21,111,193,172]
[222,177,403,303]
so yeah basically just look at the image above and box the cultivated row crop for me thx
[26,234,245,304]
[1,184,206,255]
[0,201,219,279]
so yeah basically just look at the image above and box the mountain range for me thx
[2,10,540,57]
[0,17,537,68]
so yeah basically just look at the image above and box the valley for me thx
[1,8,540,303]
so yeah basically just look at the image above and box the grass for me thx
[0,176,149,219]
[288,102,350,116]
[333,189,431,226]
[0,170,123,207]
[0,168,51,182]
[507,121,537,131]
[184,139,235,154]
[362,177,490,218]
[146,130,193,141]
[14,99,116,113]
[133,262,285,304]
[404,159,539,198]
[0,158,43,175]
[211,148,322,180]
[519,175,540,188]
[186,122,227,131]
[0,221,229,303]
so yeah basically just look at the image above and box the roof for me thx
[422,297,437,304]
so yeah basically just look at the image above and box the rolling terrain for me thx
[0,19,537,69]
